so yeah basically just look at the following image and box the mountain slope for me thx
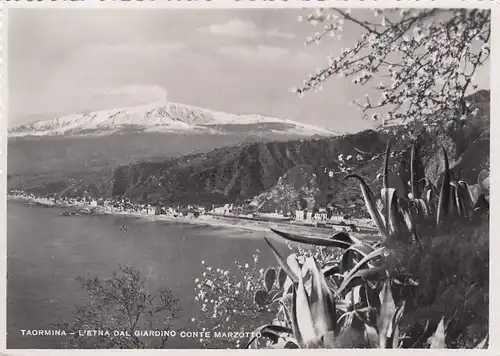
[8,101,337,176]
[10,90,489,214]
[8,100,337,137]
[253,90,490,214]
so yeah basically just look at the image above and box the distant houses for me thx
[9,188,363,230]
[211,204,234,215]
[293,207,349,224]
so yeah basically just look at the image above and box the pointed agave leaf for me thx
[450,182,466,218]
[329,231,358,244]
[482,176,490,191]
[429,317,446,349]
[383,188,410,239]
[383,141,391,237]
[322,261,341,277]
[243,324,293,349]
[364,324,380,348]
[468,184,483,206]
[335,247,386,297]
[279,299,293,326]
[475,334,488,349]
[270,228,353,249]
[282,276,293,295]
[383,139,391,190]
[303,257,336,338]
[436,147,451,227]
[424,188,433,207]
[377,281,396,349]
[341,243,376,272]
[410,143,419,200]
[390,301,406,348]
[478,169,489,190]
[458,181,474,217]
[294,266,317,346]
[381,188,396,234]
[286,254,302,278]
[264,268,277,292]
[334,231,362,245]
[337,267,383,292]
[401,205,414,231]
[449,183,459,217]
[290,285,302,344]
[344,175,388,237]
[264,237,299,284]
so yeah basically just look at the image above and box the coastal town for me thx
[7,190,376,233]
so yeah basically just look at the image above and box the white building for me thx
[213,206,227,215]
[295,210,308,221]
[315,212,328,221]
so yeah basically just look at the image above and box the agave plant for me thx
[246,238,449,349]
[245,236,395,348]
[343,141,489,246]
[246,140,489,349]
[245,247,338,348]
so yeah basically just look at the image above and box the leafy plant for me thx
[55,265,180,349]
[343,141,489,246]
[191,253,280,348]
[246,141,489,349]
[245,244,448,349]
[254,267,287,308]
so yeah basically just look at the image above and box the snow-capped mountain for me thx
[9,100,337,138]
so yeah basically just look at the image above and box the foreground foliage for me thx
[244,142,489,349]
[57,266,181,348]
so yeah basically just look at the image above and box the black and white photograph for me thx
[5,5,491,350]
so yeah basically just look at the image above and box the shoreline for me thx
[7,195,275,233]
[7,195,379,240]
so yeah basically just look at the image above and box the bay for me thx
[7,201,281,349]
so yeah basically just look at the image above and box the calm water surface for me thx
[7,201,281,348]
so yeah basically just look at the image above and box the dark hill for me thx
[10,90,490,214]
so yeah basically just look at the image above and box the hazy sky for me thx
[9,8,490,133]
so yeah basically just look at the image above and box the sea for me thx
[7,200,282,349]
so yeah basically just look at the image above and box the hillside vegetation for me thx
[9,90,489,214]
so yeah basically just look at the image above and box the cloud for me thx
[199,18,258,39]
[94,85,168,103]
[219,45,289,62]
[83,41,186,57]
[265,28,295,40]
[198,18,294,40]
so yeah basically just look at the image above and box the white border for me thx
[1,1,497,355]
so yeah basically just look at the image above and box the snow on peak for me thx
[8,100,338,138]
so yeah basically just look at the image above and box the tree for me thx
[57,266,181,349]
[296,196,308,210]
[293,8,490,132]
